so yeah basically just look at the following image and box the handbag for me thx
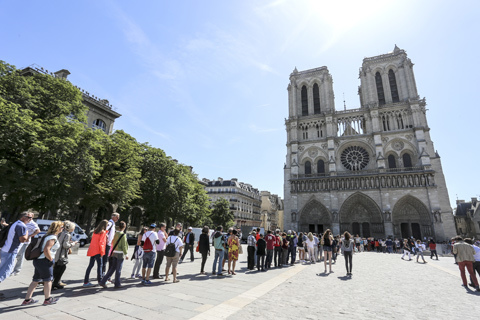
[56,233,69,266]
[196,242,200,252]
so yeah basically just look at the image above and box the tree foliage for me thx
[210,198,234,228]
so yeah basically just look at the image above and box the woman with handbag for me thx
[199,226,210,274]
[21,221,63,306]
[52,221,77,290]
[82,220,108,287]
[99,221,128,288]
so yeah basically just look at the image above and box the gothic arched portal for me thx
[339,192,384,238]
[298,200,331,234]
[392,195,432,240]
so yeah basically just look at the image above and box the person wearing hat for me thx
[140,224,159,285]
[180,227,195,263]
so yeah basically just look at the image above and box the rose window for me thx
[341,146,369,171]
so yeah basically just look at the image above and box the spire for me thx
[393,44,401,54]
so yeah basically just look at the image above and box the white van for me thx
[35,219,89,247]
[190,227,214,245]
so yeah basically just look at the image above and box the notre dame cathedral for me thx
[283,46,455,241]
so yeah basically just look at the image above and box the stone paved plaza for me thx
[0,247,479,319]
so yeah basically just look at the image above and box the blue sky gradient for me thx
[1,0,478,208]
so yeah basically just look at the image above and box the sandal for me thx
[232,272,236,275]
[164,278,170,281]
[173,279,180,283]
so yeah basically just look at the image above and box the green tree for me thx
[210,198,234,228]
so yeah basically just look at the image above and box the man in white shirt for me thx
[12,219,40,275]
[103,213,119,274]
[141,224,159,285]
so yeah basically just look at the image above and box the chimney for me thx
[54,69,71,80]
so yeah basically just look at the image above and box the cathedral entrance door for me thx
[309,224,315,233]
[393,196,432,240]
[401,223,410,239]
[412,223,421,240]
[317,224,324,233]
[362,222,371,238]
[298,200,332,234]
[339,193,383,238]
[352,222,360,236]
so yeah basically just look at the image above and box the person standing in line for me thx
[222,228,233,273]
[0,211,31,294]
[212,226,225,276]
[452,236,479,291]
[340,231,354,276]
[83,220,108,287]
[21,221,62,306]
[52,221,77,290]
[468,240,480,287]
[355,235,361,253]
[429,239,439,260]
[131,227,146,278]
[322,229,334,273]
[273,229,282,268]
[99,221,128,288]
[415,240,427,263]
[313,233,320,262]
[199,226,210,274]
[180,226,195,263]
[385,238,393,254]
[281,233,289,266]
[286,231,297,265]
[168,222,184,239]
[264,230,275,270]
[228,229,240,275]
[318,233,324,261]
[103,213,120,276]
[165,229,184,283]
[12,216,40,276]
[297,232,305,263]
[256,234,267,272]
[304,233,316,264]
[141,224,159,285]
[247,231,257,271]
[254,228,261,266]
[153,223,168,279]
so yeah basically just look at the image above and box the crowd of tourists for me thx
[1,211,480,306]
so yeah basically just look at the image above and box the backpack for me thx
[142,231,155,252]
[164,237,178,257]
[25,235,47,260]
[0,224,12,248]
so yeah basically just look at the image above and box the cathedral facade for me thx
[283,46,456,241]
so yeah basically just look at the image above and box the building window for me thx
[301,85,308,116]
[388,155,396,169]
[375,72,385,105]
[305,161,312,175]
[403,153,413,168]
[313,83,321,114]
[317,160,325,174]
[92,119,107,132]
[388,69,399,103]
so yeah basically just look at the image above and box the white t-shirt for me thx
[305,238,315,249]
[38,234,60,260]
[156,230,167,251]
[106,219,116,246]
[142,231,159,252]
[1,220,27,254]
[25,221,40,244]
[473,245,480,261]
[166,235,184,253]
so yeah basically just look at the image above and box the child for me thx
[131,227,146,278]
[256,234,267,271]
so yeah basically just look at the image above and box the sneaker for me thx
[143,280,153,285]
[82,283,96,288]
[141,279,145,285]
[43,297,59,305]
[217,273,224,276]
[135,274,142,278]
[212,272,216,275]
[21,299,38,306]
[131,274,136,279]
[59,282,67,286]
[12,271,19,276]
[99,282,108,289]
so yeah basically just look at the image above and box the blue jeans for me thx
[0,250,17,282]
[84,254,103,284]
[100,255,124,287]
[212,250,223,273]
[265,249,273,269]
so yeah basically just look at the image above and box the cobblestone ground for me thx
[0,247,478,319]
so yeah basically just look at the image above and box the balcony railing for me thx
[291,166,430,179]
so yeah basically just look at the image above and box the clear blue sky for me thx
[1,0,478,208]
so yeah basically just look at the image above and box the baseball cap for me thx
[150,223,157,228]
[188,227,192,230]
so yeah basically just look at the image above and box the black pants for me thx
[102,245,111,274]
[52,263,67,286]
[181,243,194,261]
[274,247,282,267]
[200,252,208,272]
[344,251,353,273]
[471,261,480,284]
[247,246,255,270]
[153,250,165,278]
[257,255,265,270]
[265,249,273,269]
[430,249,438,259]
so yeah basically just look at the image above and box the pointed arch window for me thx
[375,72,386,105]
[317,159,325,174]
[388,69,399,103]
[305,161,312,175]
[402,153,412,168]
[301,85,308,116]
[388,155,396,169]
[313,83,321,114]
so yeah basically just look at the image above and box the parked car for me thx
[127,233,139,245]
[35,219,89,247]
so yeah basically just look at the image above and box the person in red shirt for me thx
[429,239,438,260]
[274,230,283,268]
[265,230,276,270]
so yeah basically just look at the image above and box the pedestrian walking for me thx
[322,229,334,273]
[199,226,210,274]
[228,229,240,275]
[180,226,195,263]
[99,221,128,288]
[401,239,412,261]
[12,217,40,276]
[131,227,146,278]
[165,229,183,283]
[153,223,168,279]
[21,221,62,306]
[429,239,439,260]
[452,236,479,291]
[52,221,77,290]
[340,231,354,276]
[83,220,108,287]
[415,240,427,263]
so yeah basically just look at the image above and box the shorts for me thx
[166,252,180,269]
[298,247,305,251]
[323,246,332,252]
[224,250,229,261]
[32,258,54,282]
[142,251,156,269]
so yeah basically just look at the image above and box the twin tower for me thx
[283,46,455,240]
